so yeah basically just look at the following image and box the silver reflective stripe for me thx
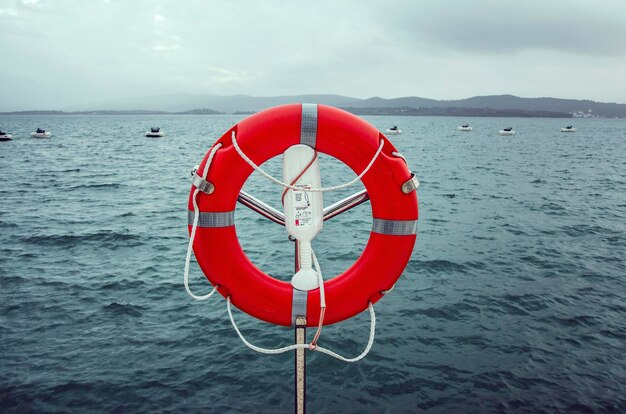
[292,289,308,326]
[188,210,235,227]
[300,104,317,148]
[372,218,417,235]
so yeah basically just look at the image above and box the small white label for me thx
[293,185,313,227]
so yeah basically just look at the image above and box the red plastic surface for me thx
[188,104,418,327]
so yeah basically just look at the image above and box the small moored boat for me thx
[457,124,472,131]
[498,127,515,136]
[0,130,13,141]
[561,125,576,133]
[146,127,164,137]
[31,128,51,138]
[385,126,401,135]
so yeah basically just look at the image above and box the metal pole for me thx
[295,315,306,414]
[294,239,306,414]
[235,189,369,413]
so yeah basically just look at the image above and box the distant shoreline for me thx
[342,106,573,118]
[0,109,223,116]
[0,107,576,118]
[3,93,624,118]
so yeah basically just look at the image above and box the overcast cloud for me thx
[1,0,626,111]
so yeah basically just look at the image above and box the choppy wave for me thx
[1,115,625,413]
[102,302,145,317]
[17,230,141,248]
[0,220,18,229]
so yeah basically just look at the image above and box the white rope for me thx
[309,249,326,348]
[316,303,376,363]
[185,133,383,362]
[228,132,382,360]
[231,130,384,193]
[227,296,376,362]
[312,250,326,309]
[227,296,304,354]
[183,143,222,300]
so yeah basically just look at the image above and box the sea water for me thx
[1,114,625,413]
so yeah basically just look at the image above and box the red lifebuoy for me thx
[188,104,418,327]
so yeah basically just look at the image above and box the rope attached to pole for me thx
[185,131,389,361]
[227,296,376,363]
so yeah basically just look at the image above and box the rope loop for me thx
[185,126,387,362]
[231,130,384,193]
[183,143,222,301]
[227,296,376,363]
[229,130,383,351]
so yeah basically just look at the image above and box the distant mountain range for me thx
[3,93,625,118]
[346,95,626,118]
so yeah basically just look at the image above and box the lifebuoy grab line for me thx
[184,103,418,359]
[184,143,222,301]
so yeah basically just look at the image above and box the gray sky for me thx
[2,0,626,111]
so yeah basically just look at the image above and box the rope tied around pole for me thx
[227,296,376,363]
[231,129,384,350]
[184,129,391,361]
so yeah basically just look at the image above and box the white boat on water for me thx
[457,124,472,131]
[31,128,51,138]
[561,125,576,133]
[385,126,401,135]
[498,127,515,136]
[146,127,164,137]
[0,130,12,141]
